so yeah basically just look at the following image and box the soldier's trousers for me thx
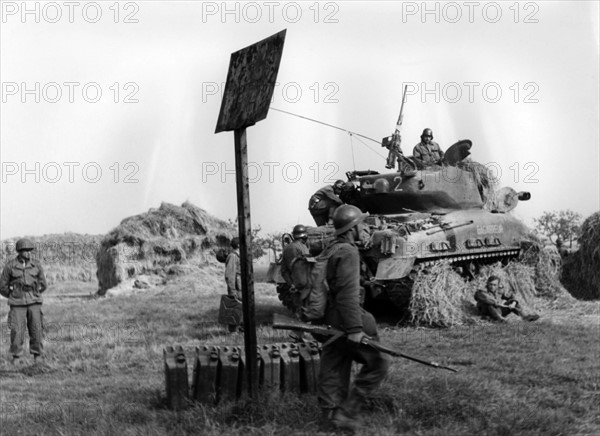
[8,303,44,357]
[317,338,390,413]
[477,302,522,320]
[310,210,329,226]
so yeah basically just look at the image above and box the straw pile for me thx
[519,231,569,299]
[561,212,600,300]
[457,159,498,209]
[96,201,234,295]
[409,262,473,326]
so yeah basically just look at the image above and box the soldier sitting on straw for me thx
[474,276,540,322]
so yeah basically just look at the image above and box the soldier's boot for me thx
[510,305,540,322]
[332,392,364,433]
[318,408,337,432]
[331,409,362,433]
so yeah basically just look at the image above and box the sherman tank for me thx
[268,139,532,313]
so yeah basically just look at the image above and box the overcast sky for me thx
[1,1,599,239]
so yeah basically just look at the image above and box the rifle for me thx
[272,313,457,373]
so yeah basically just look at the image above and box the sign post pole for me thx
[233,127,258,398]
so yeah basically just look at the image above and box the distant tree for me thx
[254,232,284,260]
[227,218,281,258]
[534,210,583,247]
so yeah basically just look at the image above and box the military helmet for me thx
[16,238,35,252]
[342,181,355,192]
[332,205,369,236]
[333,179,345,194]
[292,224,308,239]
[421,128,434,139]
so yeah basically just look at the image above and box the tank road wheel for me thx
[276,283,300,314]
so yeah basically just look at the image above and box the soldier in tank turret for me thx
[413,128,444,167]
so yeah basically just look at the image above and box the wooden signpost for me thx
[215,29,286,398]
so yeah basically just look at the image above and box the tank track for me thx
[414,249,521,267]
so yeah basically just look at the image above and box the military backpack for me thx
[289,242,342,321]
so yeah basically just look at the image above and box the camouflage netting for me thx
[561,212,600,300]
[96,201,235,296]
[409,231,573,326]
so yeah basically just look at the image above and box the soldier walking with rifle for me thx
[317,204,390,432]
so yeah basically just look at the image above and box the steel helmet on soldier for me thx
[333,179,345,194]
[16,238,35,252]
[421,128,434,139]
[292,224,308,239]
[332,205,369,236]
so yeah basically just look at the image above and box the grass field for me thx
[0,271,598,436]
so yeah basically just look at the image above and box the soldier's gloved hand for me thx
[347,331,368,344]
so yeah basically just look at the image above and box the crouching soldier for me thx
[0,238,47,364]
[318,205,390,432]
[474,276,539,322]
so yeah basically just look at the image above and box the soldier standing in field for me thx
[318,205,390,432]
[0,238,47,365]
[413,128,444,167]
[223,237,242,332]
[280,224,310,286]
[308,180,345,226]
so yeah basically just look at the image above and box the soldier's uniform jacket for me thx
[0,257,47,306]
[280,240,309,285]
[224,249,241,297]
[324,236,364,335]
[413,141,444,166]
[474,286,513,308]
[308,185,343,212]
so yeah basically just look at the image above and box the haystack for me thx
[409,262,473,326]
[96,201,234,295]
[519,231,569,299]
[561,211,600,300]
[409,231,573,326]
